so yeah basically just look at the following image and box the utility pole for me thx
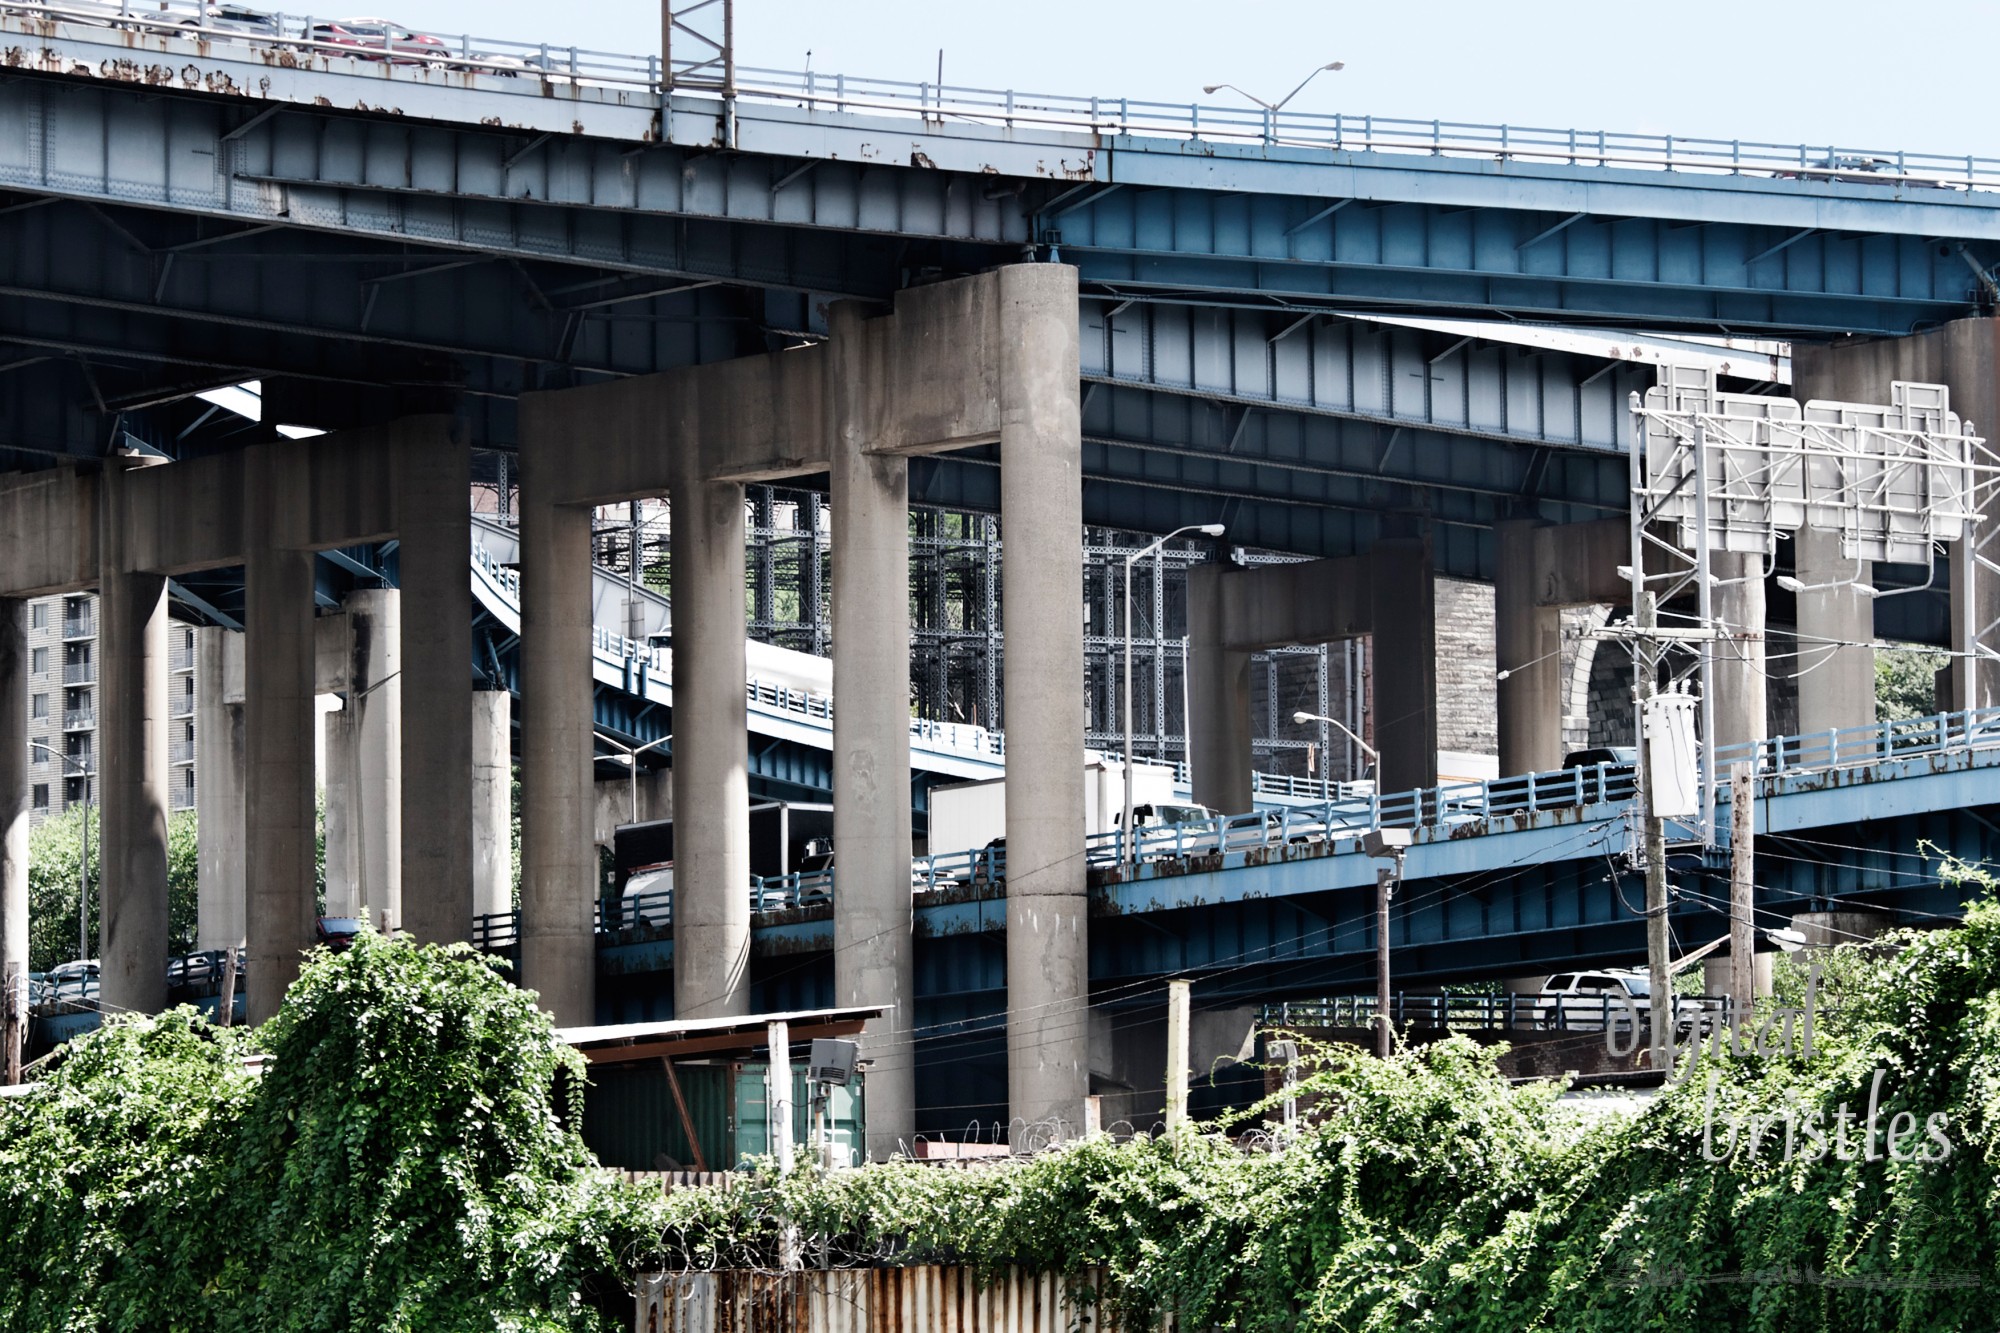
[3,962,20,1086]
[217,946,238,1029]
[1729,762,1756,1021]
[1165,979,1190,1131]
[1363,828,1411,1059]
[1637,591,1674,1075]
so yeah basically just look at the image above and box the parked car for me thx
[173,3,280,36]
[1536,968,1713,1032]
[306,17,446,64]
[314,916,362,952]
[1536,969,1646,1031]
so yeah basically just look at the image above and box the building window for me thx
[30,604,46,630]
[30,694,46,720]
[30,647,46,675]
[31,785,47,811]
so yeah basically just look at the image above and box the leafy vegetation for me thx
[28,806,199,972]
[1877,644,1948,722]
[8,867,2000,1331]
[0,931,654,1332]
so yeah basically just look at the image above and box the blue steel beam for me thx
[1,63,1997,337]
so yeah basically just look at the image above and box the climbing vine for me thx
[5,863,2000,1331]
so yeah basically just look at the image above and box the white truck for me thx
[926,757,1184,855]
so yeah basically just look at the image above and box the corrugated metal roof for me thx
[558,1006,888,1065]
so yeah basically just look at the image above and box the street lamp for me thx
[27,742,91,964]
[1123,523,1225,873]
[1203,60,1345,113]
[1291,709,1378,779]
[594,731,673,826]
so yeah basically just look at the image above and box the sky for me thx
[387,0,2000,158]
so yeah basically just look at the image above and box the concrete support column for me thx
[397,430,473,944]
[471,688,513,923]
[342,590,402,930]
[195,628,246,950]
[1792,527,1875,736]
[1796,319,2000,711]
[1789,910,1889,950]
[244,458,317,1024]
[828,302,916,1157]
[1711,552,1769,748]
[1370,538,1438,794]
[518,495,597,1026]
[321,702,360,918]
[1187,563,1254,814]
[1701,951,1773,1001]
[998,264,1088,1138]
[670,473,752,1020]
[0,599,27,1010]
[1494,521,1563,776]
[98,470,172,1015]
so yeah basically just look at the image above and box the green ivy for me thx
[0,932,655,1333]
[10,869,2000,1331]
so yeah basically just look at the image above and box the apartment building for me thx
[21,594,198,825]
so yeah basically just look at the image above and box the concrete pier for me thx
[1711,552,1769,747]
[1494,521,1564,777]
[322,700,360,918]
[517,495,597,1026]
[195,628,246,950]
[397,435,474,946]
[1187,562,1255,815]
[0,599,26,1012]
[1371,538,1438,794]
[97,470,172,1016]
[828,301,917,1157]
[670,474,753,1020]
[471,688,513,923]
[243,453,318,1023]
[1000,265,1089,1139]
[341,590,402,930]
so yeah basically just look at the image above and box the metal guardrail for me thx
[472,540,1008,763]
[60,613,94,641]
[9,0,2000,194]
[1260,992,1734,1034]
[61,708,94,731]
[61,661,95,685]
[462,702,2000,953]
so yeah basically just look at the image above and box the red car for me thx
[307,17,447,64]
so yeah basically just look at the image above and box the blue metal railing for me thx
[11,0,2000,194]
[1260,991,1732,1034]
[462,702,2000,955]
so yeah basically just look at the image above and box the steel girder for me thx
[1054,191,1995,336]
[1,68,1996,338]
[1083,299,1656,454]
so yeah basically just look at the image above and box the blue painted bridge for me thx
[460,707,2000,1128]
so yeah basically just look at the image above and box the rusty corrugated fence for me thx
[636,1266,1131,1333]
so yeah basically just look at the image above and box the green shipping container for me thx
[581,1060,866,1171]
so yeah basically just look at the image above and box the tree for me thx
[1876,644,1947,721]
[28,808,200,973]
